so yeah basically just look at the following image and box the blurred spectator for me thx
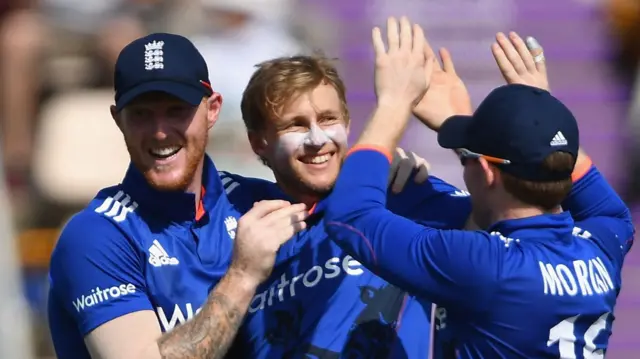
[0,0,148,200]
[190,0,308,180]
[606,0,640,201]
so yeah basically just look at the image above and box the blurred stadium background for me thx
[1,0,639,357]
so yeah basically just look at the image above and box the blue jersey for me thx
[47,156,244,358]
[219,171,472,358]
[324,149,635,359]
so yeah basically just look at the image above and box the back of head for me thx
[500,152,574,210]
[438,84,579,212]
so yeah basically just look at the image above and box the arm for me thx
[50,213,257,359]
[562,149,635,260]
[324,148,500,311]
[387,175,472,230]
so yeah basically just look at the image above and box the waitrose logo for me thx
[72,284,137,312]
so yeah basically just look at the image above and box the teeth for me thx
[309,154,331,164]
[150,146,181,158]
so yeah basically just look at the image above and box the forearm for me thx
[153,269,257,359]
[357,100,412,154]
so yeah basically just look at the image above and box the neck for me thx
[489,205,561,226]
[276,180,322,208]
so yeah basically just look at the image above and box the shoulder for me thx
[54,186,144,263]
[218,171,283,202]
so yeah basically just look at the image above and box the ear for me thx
[247,130,268,159]
[111,105,123,132]
[478,157,497,188]
[206,92,223,129]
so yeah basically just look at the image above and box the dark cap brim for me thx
[437,115,473,149]
[115,80,206,111]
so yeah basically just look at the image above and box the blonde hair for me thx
[240,54,349,132]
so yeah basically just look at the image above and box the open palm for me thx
[413,47,472,131]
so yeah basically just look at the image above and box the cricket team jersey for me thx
[325,148,635,359]
[47,156,244,358]
[47,152,473,359]
[219,170,472,359]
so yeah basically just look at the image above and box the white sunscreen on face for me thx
[275,123,347,160]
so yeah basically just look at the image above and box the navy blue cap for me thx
[114,33,213,111]
[438,84,579,182]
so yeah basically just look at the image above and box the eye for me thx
[319,115,339,124]
[167,105,192,118]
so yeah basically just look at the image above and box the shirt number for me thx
[547,313,609,359]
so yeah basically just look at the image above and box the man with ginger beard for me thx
[46,33,311,359]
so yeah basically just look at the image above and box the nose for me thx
[303,124,330,149]
[149,115,170,141]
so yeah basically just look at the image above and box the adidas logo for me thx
[95,190,138,222]
[550,131,568,147]
[148,240,179,268]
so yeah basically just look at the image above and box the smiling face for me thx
[111,91,221,192]
[261,84,349,197]
[241,55,350,202]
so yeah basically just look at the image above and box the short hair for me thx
[501,152,575,210]
[240,54,349,133]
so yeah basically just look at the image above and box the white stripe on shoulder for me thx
[94,190,139,222]
[219,171,240,195]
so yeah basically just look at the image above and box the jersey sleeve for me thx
[48,211,153,335]
[386,175,471,230]
[562,163,635,261]
[324,147,501,311]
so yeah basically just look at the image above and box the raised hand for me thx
[492,32,549,91]
[373,16,432,109]
[413,45,472,132]
[230,200,308,284]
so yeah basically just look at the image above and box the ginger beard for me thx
[127,127,206,192]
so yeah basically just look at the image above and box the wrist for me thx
[225,266,263,291]
[376,96,414,114]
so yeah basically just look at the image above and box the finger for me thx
[387,17,400,53]
[244,200,291,220]
[508,31,536,72]
[388,148,405,185]
[496,32,527,75]
[491,42,517,83]
[439,48,456,75]
[372,27,386,57]
[414,159,431,184]
[412,23,425,60]
[525,36,547,76]
[424,50,435,87]
[424,38,442,72]
[263,203,308,224]
[275,221,308,246]
[391,155,415,194]
[399,16,412,53]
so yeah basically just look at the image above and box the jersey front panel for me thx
[129,197,242,333]
[221,171,471,359]
[48,157,242,358]
[242,220,430,358]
